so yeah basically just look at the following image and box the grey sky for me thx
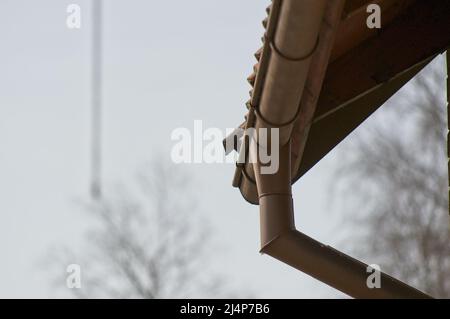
[0,0,440,298]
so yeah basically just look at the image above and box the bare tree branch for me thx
[52,158,226,298]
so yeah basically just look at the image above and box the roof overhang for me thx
[232,0,450,204]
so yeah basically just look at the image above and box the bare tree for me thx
[335,56,450,298]
[53,158,225,298]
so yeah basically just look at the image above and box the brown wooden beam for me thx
[296,57,433,180]
[332,0,414,62]
[343,0,373,17]
[316,0,450,120]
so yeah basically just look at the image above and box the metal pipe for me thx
[263,230,432,299]
[254,141,431,299]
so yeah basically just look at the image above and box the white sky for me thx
[0,0,441,298]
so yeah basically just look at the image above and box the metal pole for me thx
[91,0,102,199]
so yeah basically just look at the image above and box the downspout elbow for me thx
[253,143,431,299]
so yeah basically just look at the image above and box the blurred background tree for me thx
[335,56,450,298]
[51,158,228,298]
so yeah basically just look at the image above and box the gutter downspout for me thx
[255,142,431,299]
[248,0,431,298]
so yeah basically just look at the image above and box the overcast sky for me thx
[0,0,440,298]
